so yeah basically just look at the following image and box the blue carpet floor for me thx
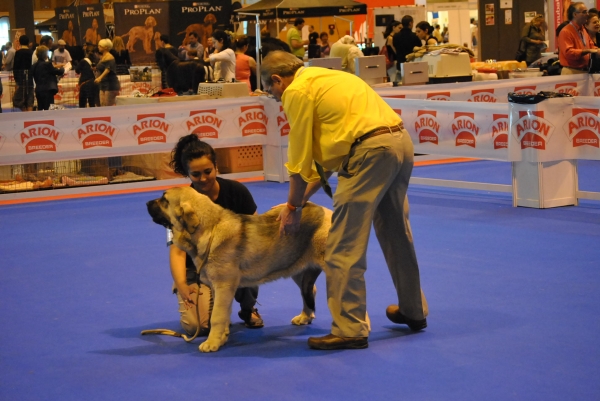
[1,162,599,400]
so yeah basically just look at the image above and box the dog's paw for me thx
[291,311,315,325]
[199,339,221,353]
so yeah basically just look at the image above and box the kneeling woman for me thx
[168,134,263,335]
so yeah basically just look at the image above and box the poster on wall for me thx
[113,2,170,65]
[77,3,106,45]
[500,0,513,8]
[55,7,80,46]
[169,1,233,51]
[524,11,536,23]
[485,4,495,14]
[9,29,27,50]
[486,15,495,26]
[505,10,512,24]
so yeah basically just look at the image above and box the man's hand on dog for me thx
[278,206,302,237]
[177,284,197,309]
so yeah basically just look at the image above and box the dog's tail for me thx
[301,267,321,311]
[121,32,130,38]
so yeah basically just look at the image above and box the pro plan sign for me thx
[73,117,119,149]
[467,89,498,103]
[489,114,509,149]
[414,110,441,145]
[129,113,173,144]
[512,111,556,150]
[237,105,268,137]
[184,109,224,139]
[563,108,600,148]
[16,120,64,153]
[277,106,290,137]
[451,112,479,148]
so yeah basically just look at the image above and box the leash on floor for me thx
[141,228,216,343]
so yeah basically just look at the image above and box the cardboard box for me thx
[215,146,263,174]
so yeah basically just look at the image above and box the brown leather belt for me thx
[353,123,404,147]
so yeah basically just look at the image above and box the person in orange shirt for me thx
[557,2,599,74]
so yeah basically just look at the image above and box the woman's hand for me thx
[177,284,197,310]
[94,77,100,84]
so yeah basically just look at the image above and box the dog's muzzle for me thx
[146,199,172,228]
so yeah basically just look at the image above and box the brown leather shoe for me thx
[308,334,368,350]
[238,308,264,329]
[386,305,427,331]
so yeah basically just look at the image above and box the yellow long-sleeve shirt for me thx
[282,66,402,182]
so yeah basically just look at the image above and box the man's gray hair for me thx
[260,50,304,87]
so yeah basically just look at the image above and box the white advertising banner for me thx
[508,97,600,162]
[386,99,510,161]
[376,74,595,102]
[0,97,273,166]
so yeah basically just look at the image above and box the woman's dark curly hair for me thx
[169,134,217,176]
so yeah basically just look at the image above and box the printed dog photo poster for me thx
[169,1,233,51]
[77,3,106,46]
[55,6,80,46]
[113,2,170,65]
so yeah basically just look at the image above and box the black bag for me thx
[515,25,532,62]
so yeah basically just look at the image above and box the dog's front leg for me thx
[199,283,236,353]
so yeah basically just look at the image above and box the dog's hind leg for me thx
[199,282,236,352]
[290,267,321,325]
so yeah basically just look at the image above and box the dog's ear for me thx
[180,201,200,234]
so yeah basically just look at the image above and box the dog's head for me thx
[146,187,202,234]
[204,13,217,25]
[145,16,157,28]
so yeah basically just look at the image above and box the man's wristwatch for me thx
[286,202,303,212]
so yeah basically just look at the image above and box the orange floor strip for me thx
[1,158,476,206]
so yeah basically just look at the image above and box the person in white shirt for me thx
[52,39,72,68]
[205,30,236,82]
[32,35,53,64]
[2,42,15,71]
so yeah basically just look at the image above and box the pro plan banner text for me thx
[113,2,170,65]
[55,7,80,46]
[169,1,232,50]
[77,3,106,45]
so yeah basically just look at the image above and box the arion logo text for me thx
[426,92,451,101]
[237,105,268,136]
[513,86,537,96]
[16,120,63,154]
[415,110,440,144]
[489,114,509,149]
[129,113,172,145]
[512,111,555,150]
[277,106,290,137]
[451,112,479,148]
[563,108,600,148]
[554,82,579,96]
[468,89,498,103]
[184,110,223,139]
[73,117,118,149]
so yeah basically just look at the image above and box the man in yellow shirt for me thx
[287,18,308,59]
[261,51,427,350]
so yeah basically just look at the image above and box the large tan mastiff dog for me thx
[146,187,331,352]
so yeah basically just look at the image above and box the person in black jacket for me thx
[393,15,422,77]
[155,34,179,89]
[75,50,98,108]
[12,35,34,111]
[30,46,65,111]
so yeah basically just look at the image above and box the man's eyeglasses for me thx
[576,9,588,14]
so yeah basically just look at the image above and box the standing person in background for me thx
[470,18,478,47]
[433,25,443,43]
[415,21,438,46]
[155,34,179,89]
[167,134,263,336]
[94,39,120,106]
[2,42,15,71]
[521,15,547,65]
[442,26,449,43]
[75,50,98,108]
[319,32,331,57]
[383,20,401,62]
[234,36,256,93]
[307,31,321,59]
[330,35,364,74]
[287,18,308,60]
[32,35,53,64]
[558,2,598,74]
[31,46,64,111]
[203,37,216,59]
[110,36,131,75]
[205,30,235,82]
[585,9,600,73]
[52,39,72,68]
[12,35,34,112]
[393,16,422,78]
